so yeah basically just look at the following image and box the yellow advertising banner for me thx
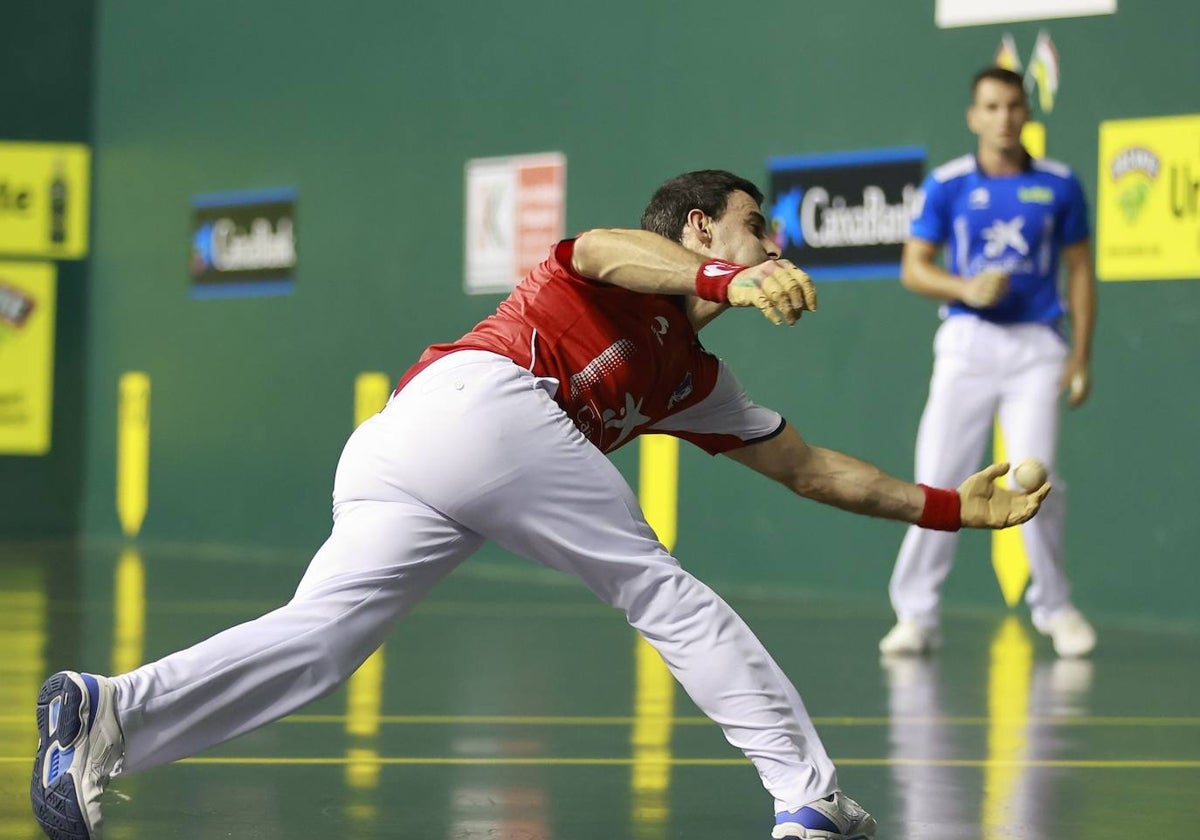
[0,142,90,259]
[0,262,56,454]
[1097,115,1200,281]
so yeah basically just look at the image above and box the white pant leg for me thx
[995,324,1072,626]
[890,317,1000,626]
[403,352,837,811]
[112,400,486,773]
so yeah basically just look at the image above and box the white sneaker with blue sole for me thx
[772,791,877,840]
[30,672,125,840]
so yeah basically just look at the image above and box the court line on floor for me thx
[1,756,1196,768]
[2,714,1199,727]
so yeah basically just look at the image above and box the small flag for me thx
[995,34,1022,72]
[1025,31,1060,113]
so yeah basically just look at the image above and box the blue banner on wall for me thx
[768,147,925,281]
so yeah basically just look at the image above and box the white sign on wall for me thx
[464,152,566,295]
[936,0,1115,28]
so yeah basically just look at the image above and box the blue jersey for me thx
[911,154,1090,324]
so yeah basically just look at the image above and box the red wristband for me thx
[695,259,745,302]
[917,484,961,531]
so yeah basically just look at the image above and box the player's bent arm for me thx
[900,238,968,303]
[723,422,1050,529]
[572,229,814,326]
[684,296,730,332]
[572,229,707,295]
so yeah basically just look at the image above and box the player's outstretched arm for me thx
[723,422,1050,530]
[571,229,815,326]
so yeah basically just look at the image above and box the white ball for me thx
[1013,458,1047,491]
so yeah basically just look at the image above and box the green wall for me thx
[81,1,1199,627]
[0,2,95,537]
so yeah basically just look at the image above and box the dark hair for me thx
[971,66,1027,103]
[640,170,764,242]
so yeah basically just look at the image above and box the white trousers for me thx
[889,317,1074,629]
[111,351,836,812]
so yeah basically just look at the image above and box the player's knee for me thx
[302,635,359,695]
[622,566,717,631]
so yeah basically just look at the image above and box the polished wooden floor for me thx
[2,540,1198,839]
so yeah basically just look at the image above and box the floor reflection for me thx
[630,637,674,840]
[883,616,1094,840]
[0,554,47,840]
[343,645,385,832]
[112,545,145,676]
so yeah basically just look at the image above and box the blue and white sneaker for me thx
[772,792,877,840]
[30,672,125,840]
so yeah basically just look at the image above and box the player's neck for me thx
[976,144,1028,177]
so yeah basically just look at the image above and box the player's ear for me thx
[684,208,713,245]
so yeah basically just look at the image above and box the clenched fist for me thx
[962,270,1009,308]
[728,259,817,325]
[958,462,1051,528]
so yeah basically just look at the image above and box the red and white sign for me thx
[464,152,566,295]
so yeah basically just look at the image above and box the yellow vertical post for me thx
[116,372,151,537]
[344,371,391,813]
[354,372,391,426]
[991,426,1032,606]
[632,434,680,840]
[1021,122,1046,158]
[990,121,1044,605]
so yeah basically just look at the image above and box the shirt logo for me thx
[602,392,649,451]
[667,372,693,409]
[651,316,669,345]
[969,187,990,209]
[982,217,1029,258]
[1018,186,1054,205]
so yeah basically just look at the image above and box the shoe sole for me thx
[773,814,877,840]
[30,672,93,840]
[773,826,874,840]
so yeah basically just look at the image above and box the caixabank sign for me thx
[190,187,297,298]
[768,147,925,280]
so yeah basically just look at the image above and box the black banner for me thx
[190,187,297,298]
[768,148,925,280]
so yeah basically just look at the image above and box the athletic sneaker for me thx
[30,672,125,840]
[773,792,877,839]
[878,620,942,655]
[1035,607,1097,658]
